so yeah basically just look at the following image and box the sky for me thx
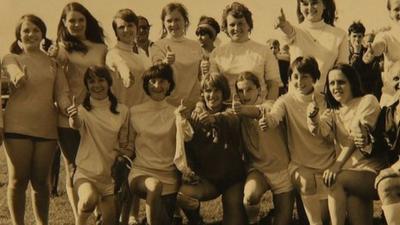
[0,0,391,56]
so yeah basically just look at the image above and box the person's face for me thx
[236,80,260,105]
[137,19,150,42]
[290,69,315,95]
[349,32,364,49]
[299,0,325,23]
[20,20,43,51]
[389,0,400,23]
[269,43,280,55]
[114,18,137,45]
[63,10,87,40]
[203,86,223,112]
[197,30,214,48]
[148,78,171,101]
[226,14,250,43]
[389,65,400,93]
[163,9,186,38]
[87,76,109,100]
[328,69,353,105]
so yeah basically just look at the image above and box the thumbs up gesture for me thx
[274,8,287,29]
[232,94,243,114]
[67,96,78,120]
[47,42,59,58]
[352,121,371,150]
[258,107,269,131]
[307,94,319,121]
[362,43,375,64]
[177,99,189,119]
[200,55,210,76]
[163,45,175,65]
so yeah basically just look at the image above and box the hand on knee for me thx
[177,192,200,210]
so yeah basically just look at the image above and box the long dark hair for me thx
[83,66,119,114]
[324,63,364,109]
[57,2,105,53]
[10,14,52,54]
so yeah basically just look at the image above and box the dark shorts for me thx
[5,132,55,142]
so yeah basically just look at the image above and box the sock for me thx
[301,194,323,225]
[382,202,400,225]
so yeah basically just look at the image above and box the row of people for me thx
[1,0,400,225]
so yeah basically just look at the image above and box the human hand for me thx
[307,94,319,121]
[362,43,374,63]
[66,96,78,120]
[177,99,190,119]
[47,43,59,58]
[323,163,341,187]
[274,8,288,29]
[163,45,175,65]
[231,94,243,114]
[198,111,216,126]
[258,107,269,131]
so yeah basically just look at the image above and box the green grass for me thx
[0,145,387,225]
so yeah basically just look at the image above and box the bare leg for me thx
[243,170,268,224]
[4,138,33,225]
[30,140,57,225]
[222,182,246,225]
[273,191,294,225]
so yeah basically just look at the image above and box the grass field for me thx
[0,145,388,225]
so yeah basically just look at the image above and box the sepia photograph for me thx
[0,0,398,224]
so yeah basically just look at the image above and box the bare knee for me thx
[377,178,400,204]
[243,190,262,206]
[145,179,163,201]
[8,177,29,191]
[31,177,50,194]
[78,192,98,213]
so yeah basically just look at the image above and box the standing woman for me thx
[49,2,107,220]
[210,2,281,100]
[275,0,349,93]
[2,14,70,225]
[106,8,151,108]
[150,2,202,108]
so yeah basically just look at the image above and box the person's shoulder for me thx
[360,94,380,106]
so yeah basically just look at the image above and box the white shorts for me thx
[263,169,294,195]
[73,169,114,197]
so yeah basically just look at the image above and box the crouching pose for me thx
[176,74,247,225]
[67,66,133,225]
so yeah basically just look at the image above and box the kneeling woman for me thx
[177,74,247,225]
[68,66,132,225]
[128,64,180,225]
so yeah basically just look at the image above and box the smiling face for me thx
[328,69,353,105]
[163,9,186,38]
[389,0,400,23]
[203,85,223,112]
[299,0,325,23]
[290,68,315,95]
[148,78,171,101]
[236,80,260,105]
[115,18,137,45]
[87,75,109,100]
[226,14,250,43]
[64,10,87,40]
[20,20,43,51]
